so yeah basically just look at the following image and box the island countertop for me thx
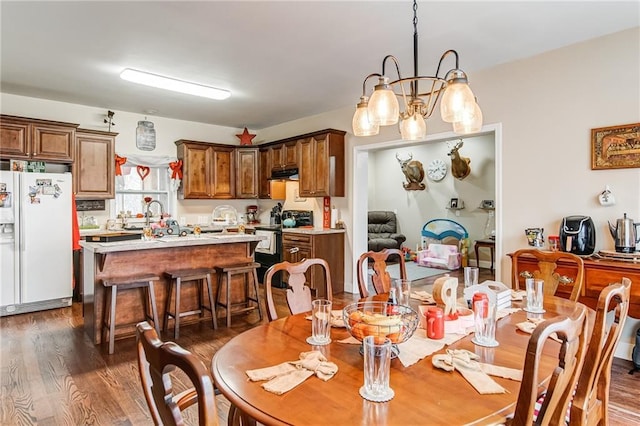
[81,233,266,345]
[80,233,265,254]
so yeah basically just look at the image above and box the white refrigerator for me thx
[0,170,73,316]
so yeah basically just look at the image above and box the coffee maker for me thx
[246,205,259,224]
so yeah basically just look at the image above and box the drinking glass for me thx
[392,278,411,306]
[464,267,479,307]
[472,300,498,347]
[360,336,394,402]
[307,299,331,345]
[464,266,479,287]
[525,278,545,313]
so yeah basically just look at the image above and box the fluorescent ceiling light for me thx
[120,68,231,100]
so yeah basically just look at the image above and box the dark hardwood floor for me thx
[1,268,638,425]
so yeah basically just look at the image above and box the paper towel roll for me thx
[330,207,338,228]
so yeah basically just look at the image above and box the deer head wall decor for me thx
[447,140,471,180]
[396,153,426,190]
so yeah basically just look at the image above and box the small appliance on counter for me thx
[559,215,595,256]
[525,228,544,248]
[608,213,640,253]
[270,203,282,226]
[246,205,259,224]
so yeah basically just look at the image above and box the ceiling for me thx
[2,1,638,130]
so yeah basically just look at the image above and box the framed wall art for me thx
[591,122,640,170]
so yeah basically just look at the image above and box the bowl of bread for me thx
[343,301,419,347]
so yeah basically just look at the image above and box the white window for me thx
[113,165,173,219]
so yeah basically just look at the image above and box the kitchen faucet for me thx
[145,200,165,227]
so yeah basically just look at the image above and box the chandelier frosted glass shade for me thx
[440,78,476,123]
[453,101,483,134]
[399,113,427,141]
[367,77,400,126]
[352,96,380,137]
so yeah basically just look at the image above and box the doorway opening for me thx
[351,124,503,294]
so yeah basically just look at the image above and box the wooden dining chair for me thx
[356,248,407,298]
[570,278,632,426]
[264,258,332,322]
[511,303,588,425]
[136,321,218,426]
[510,249,585,302]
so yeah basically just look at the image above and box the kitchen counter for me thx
[281,228,345,235]
[81,233,265,345]
[80,233,263,254]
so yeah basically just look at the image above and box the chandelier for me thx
[352,0,483,141]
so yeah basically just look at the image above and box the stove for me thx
[254,210,313,288]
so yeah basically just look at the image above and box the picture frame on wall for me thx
[591,122,640,170]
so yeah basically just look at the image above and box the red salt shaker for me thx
[472,292,489,318]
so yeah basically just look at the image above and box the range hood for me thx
[270,167,299,181]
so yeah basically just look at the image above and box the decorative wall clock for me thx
[427,159,447,181]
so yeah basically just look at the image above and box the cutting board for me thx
[86,232,142,243]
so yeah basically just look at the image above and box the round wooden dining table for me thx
[212,297,585,426]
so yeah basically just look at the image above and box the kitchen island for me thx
[80,233,265,345]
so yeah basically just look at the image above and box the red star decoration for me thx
[236,127,256,145]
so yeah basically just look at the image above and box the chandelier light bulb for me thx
[440,80,476,123]
[399,113,427,141]
[352,97,380,136]
[368,77,400,126]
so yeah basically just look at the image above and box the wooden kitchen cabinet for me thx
[0,115,78,162]
[211,145,235,199]
[176,140,235,199]
[271,141,298,170]
[282,231,345,295]
[258,147,272,198]
[235,148,258,198]
[298,130,345,197]
[73,129,117,199]
[509,252,640,318]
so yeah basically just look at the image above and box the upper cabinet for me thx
[298,130,345,197]
[74,129,117,199]
[210,145,235,199]
[258,147,272,198]
[175,140,236,199]
[177,128,345,200]
[235,148,258,199]
[271,141,298,170]
[0,115,78,163]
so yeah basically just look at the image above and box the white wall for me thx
[2,27,638,358]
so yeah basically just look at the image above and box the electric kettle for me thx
[608,213,640,253]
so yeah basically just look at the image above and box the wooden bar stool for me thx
[164,268,217,339]
[215,262,263,327]
[102,274,161,355]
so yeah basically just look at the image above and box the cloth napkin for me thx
[411,290,435,304]
[305,310,345,327]
[246,351,338,395]
[432,349,522,394]
[515,318,562,343]
[511,290,526,301]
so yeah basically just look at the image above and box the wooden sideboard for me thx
[509,252,640,318]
